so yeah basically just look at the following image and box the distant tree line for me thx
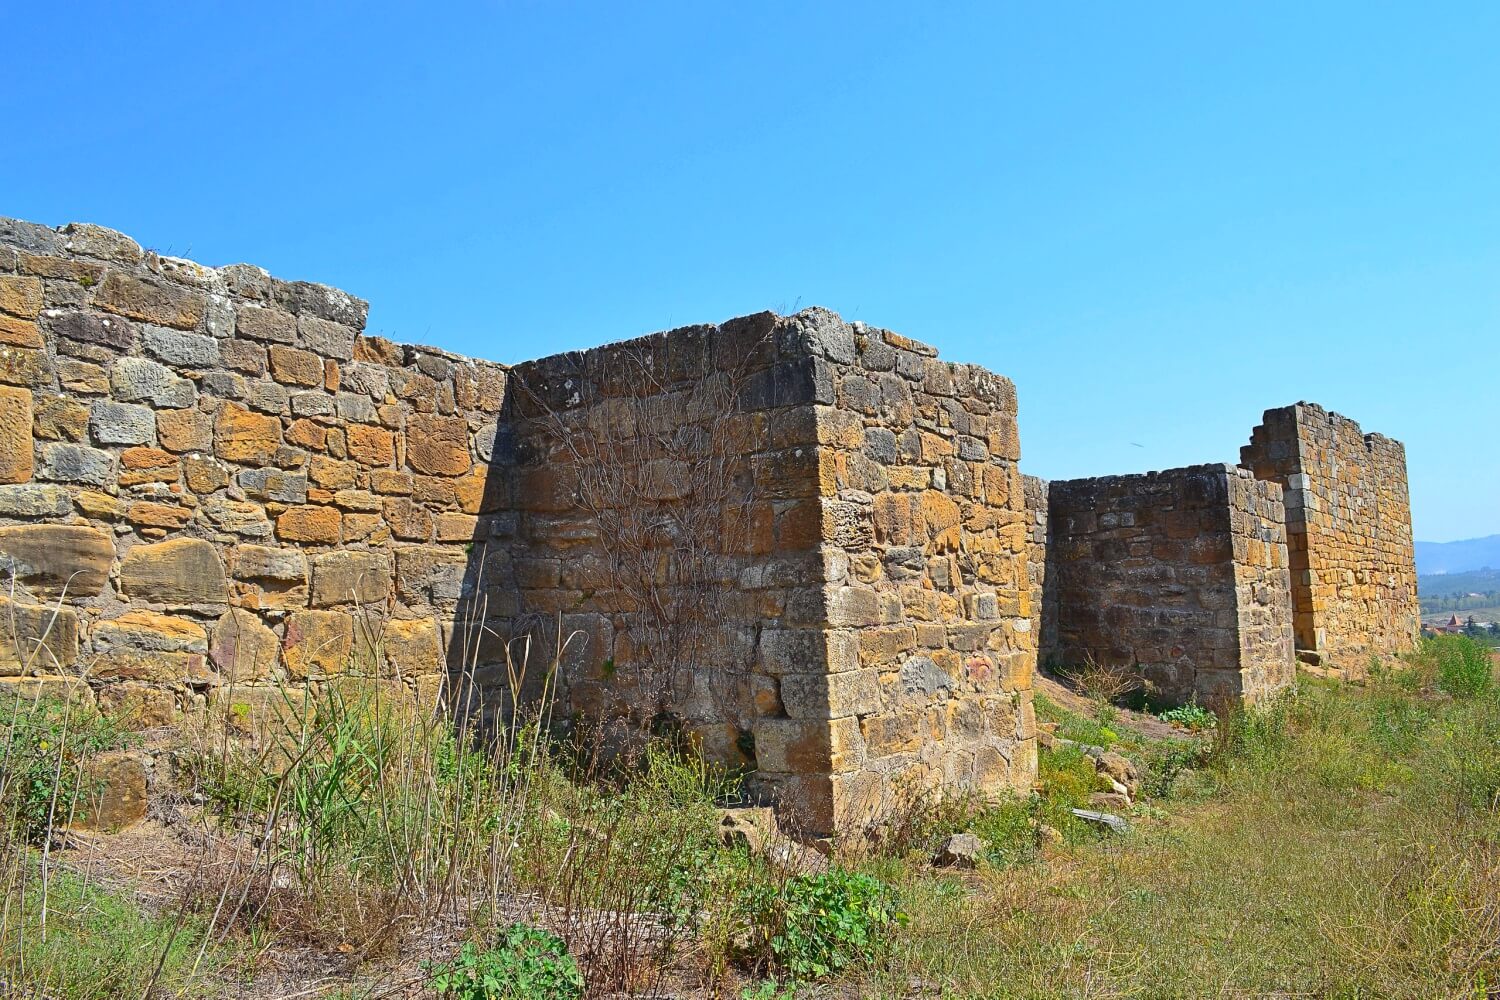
[1420,590,1500,614]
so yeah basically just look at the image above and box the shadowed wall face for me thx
[1041,465,1294,705]
[1241,403,1420,673]
[481,310,1038,835]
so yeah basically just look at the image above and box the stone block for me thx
[235,304,297,343]
[119,538,228,606]
[0,484,70,517]
[156,408,214,453]
[0,386,32,483]
[0,674,95,707]
[0,523,113,598]
[214,401,281,465]
[0,314,41,348]
[268,345,324,386]
[406,414,470,475]
[33,395,89,443]
[283,610,354,678]
[97,682,177,728]
[93,610,208,653]
[394,546,467,606]
[276,505,341,544]
[95,271,204,329]
[780,668,883,720]
[89,400,156,445]
[0,275,43,318]
[72,750,148,832]
[143,325,219,367]
[200,496,273,538]
[111,356,196,407]
[310,550,392,607]
[383,616,441,675]
[0,595,79,672]
[347,424,395,467]
[48,309,137,352]
[209,608,281,681]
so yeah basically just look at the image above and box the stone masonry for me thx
[1240,403,1420,673]
[1041,465,1295,705]
[0,215,1417,837]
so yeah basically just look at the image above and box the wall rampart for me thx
[1041,464,1294,705]
[0,217,505,736]
[1240,403,1420,672]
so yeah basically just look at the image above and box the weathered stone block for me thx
[283,610,353,678]
[119,538,228,606]
[0,386,32,483]
[384,617,440,675]
[347,424,395,467]
[209,608,281,681]
[93,610,208,654]
[95,271,205,329]
[277,505,341,544]
[73,750,148,831]
[0,523,113,598]
[235,304,297,343]
[156,408,213,453]
[143,325,219,367]
[214,401,281,465]
[0,595,79,672]
[406,414,470,476]
[89,400,156,446]
[310,550,392,607]
[111,356,196,407]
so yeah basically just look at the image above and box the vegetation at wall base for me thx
[2,633,1497,997]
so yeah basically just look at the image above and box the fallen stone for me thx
[1070,808,1129,834]
[933,832,984,869]
[71,750,149,832]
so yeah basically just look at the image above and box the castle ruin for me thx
[0,217,1420,835]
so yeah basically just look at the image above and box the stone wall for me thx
[0,212,1420,838]
[0,217,506,733]
[1042,464,1294,705]
[1240,403,1420,672]
[1021,474,1052,657]
[485,309,1036,834]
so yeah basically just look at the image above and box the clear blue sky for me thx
[4,3,1495,541]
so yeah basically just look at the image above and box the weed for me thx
[740,868,905,981]
[426,923,584,1000]
[0,694,130,842]
[1428,634,1495,698]
[1157,701,1216,731]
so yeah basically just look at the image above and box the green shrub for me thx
[0,694,130,842]
[741,868,905,980]
[1157,702,1216,731]
[425,923,584,1000]
[1427,635,1494,698]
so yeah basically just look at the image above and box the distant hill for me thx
[1419,567,1500,599]
[1415,534,1500,576]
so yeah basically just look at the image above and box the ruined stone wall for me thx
[0,217,506,732]
[1240,403,1419,672]
[814,319,1036,831]
[489,309,1036,834]
[1045,464,1294,705]
[1021,474,1052,661]
[479,311,827,779]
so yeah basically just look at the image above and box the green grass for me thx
[849,655,1500,999]
[0,862,234,999]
